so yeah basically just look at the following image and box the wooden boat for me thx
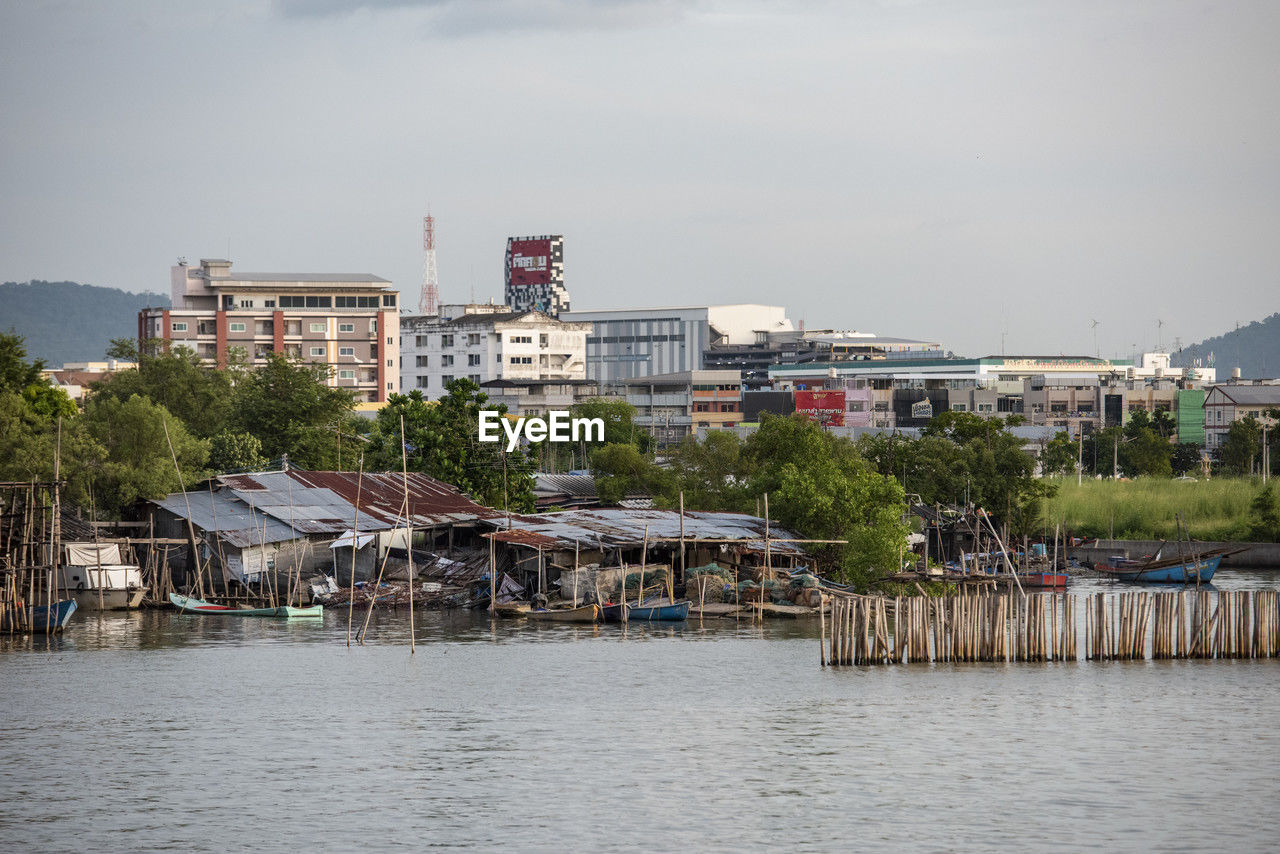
[169,592,323,618]
[1095,552,1223,584]
[601,600,691,622]
[1016,572,1070,589]
[525,603,600,623]
[1,599,78,634]
[491,602,531,618]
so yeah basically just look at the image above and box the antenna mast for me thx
[420,213,439,315]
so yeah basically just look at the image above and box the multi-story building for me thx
[605,369,743,447]
[1203,381,1280,450]
[138,258,400,402]
[504,236,569,316]
[399,303,590,397]
[562,305,793,385]
[706,329,943,389]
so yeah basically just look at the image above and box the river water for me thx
[3,571,1279,852]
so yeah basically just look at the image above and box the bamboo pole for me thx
[400,414,415,655]
[347,454,364,647]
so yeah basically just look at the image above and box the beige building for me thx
[610,369,743,447]
[1203,382,1280,450]
[139,259,400,402]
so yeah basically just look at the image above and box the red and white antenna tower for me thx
[420,213,439,315]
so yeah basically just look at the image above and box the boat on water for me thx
[1095,551,1226,584]
[1016,571,1070,590]
[525,603,600,623]
[1,599,78,634]
[601,600,691,622]
[168,592,323,618]
[53,542,147,611]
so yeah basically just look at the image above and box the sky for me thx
[2,0,1277,359]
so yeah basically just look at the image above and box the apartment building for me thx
[1203,382,1280,450]
[399,304,590,397]
[607,369,744,447]
[138,259,400,402]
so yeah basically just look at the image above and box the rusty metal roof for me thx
[482,508,805,554]
[218,470,504,532]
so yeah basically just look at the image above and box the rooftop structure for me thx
[505,235,568,316]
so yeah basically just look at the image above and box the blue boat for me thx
[1,598,78,634]
[1096,553,1223,584]
[601,600,691,622]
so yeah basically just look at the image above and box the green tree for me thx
[1216,416,1261,476]
[1170,443,1203,477]
[589,443,672,505]
[366,382,536,513]
[663,430,746,511]
[94,339,235,438]
[228,353,354,469]
[0,332,46,394]
[208,430,270,474]
[1041,430,1078,477]
[1248,483,1280,542]
[80,394,210,518]
[738,415,908,586]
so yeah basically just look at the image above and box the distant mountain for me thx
[1172,313,1280,380]
[0,280,169,366]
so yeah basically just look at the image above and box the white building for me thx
[1203,382,1280,450]
[400,304,591,397]
[561,304,793,385]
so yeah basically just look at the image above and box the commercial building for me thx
[604,369,743,447]
[399,303,591,397]
[706,329,943,389]
[139,258,400,402]
[563,304,792,385]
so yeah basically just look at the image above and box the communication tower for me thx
[420,214,439,315]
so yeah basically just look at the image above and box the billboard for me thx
[795,389,846,426]
[506,237,556,287]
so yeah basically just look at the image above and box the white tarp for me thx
[65,543,122,566]
[330,530,376,550]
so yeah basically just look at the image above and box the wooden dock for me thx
[821,589,1280,666]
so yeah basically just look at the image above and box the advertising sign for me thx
[911,399,934,419]
[506,237,553,287]
[795,389,846,426]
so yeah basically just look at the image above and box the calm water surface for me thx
[3,570,1279,852]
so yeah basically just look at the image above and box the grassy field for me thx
[1043,477,1264,541]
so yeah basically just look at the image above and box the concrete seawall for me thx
[1067,540,1280,569]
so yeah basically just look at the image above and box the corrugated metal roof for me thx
[219,470,504,531]
[154,492,299,549]
[484,508,805,553]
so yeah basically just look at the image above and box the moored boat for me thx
[601,600,691,622]
[1,599,78,634]
[525,603,600,623]
[54,543,147,611]
[1016,572,1070,589]
[169,592,323,618]
[1095,553,1223,584]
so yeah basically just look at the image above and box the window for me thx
[279,296,304,308]
[417,376,430,389]
[440,355,455,366]
[310,322,326,333]
[255,320,273,335]
[386,359,393,368]
[306,296,331,308]
[229,322,246,333]
[441,334,454,347]
[171,322,188,332]
[415,355,429,367]
[338,370,355,380]
[338,323,355,333]
[952,404,967,412]
[468,354,481,366]
[415,335,428,347]
[467,333,481,346]
[309,346,326,357]
[509,335,533,344]
[370,319,378,333]
[387,337,393,345]
[285,320,301,336]
[509,356,533,365]
[335,296,355,308]
[339,346,355,357]
[539,334,548,347]
[382,294,397,307]
[469,374,480,383]
[442,375,455,385]
[240,299,254,308]
[264,299,276,308]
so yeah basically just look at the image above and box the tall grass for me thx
[1044,477,1263,541]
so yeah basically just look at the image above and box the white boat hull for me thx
[62,587,147,610]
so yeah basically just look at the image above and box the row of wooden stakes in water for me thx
[821,590,1280,665]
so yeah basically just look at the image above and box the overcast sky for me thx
[2,0,1277,358]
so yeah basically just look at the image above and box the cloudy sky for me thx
[2,0,1276,358]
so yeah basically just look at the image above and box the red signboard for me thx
[795,389,846,426]
[507,238,553,287]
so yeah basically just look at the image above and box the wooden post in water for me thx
[347,455,364,647]
[399,416,415,655]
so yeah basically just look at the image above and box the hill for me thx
[0,280,169,366]
[1171,313,1280,380]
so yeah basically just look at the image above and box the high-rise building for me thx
[139,258,400,402]
[504,235,568,316]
